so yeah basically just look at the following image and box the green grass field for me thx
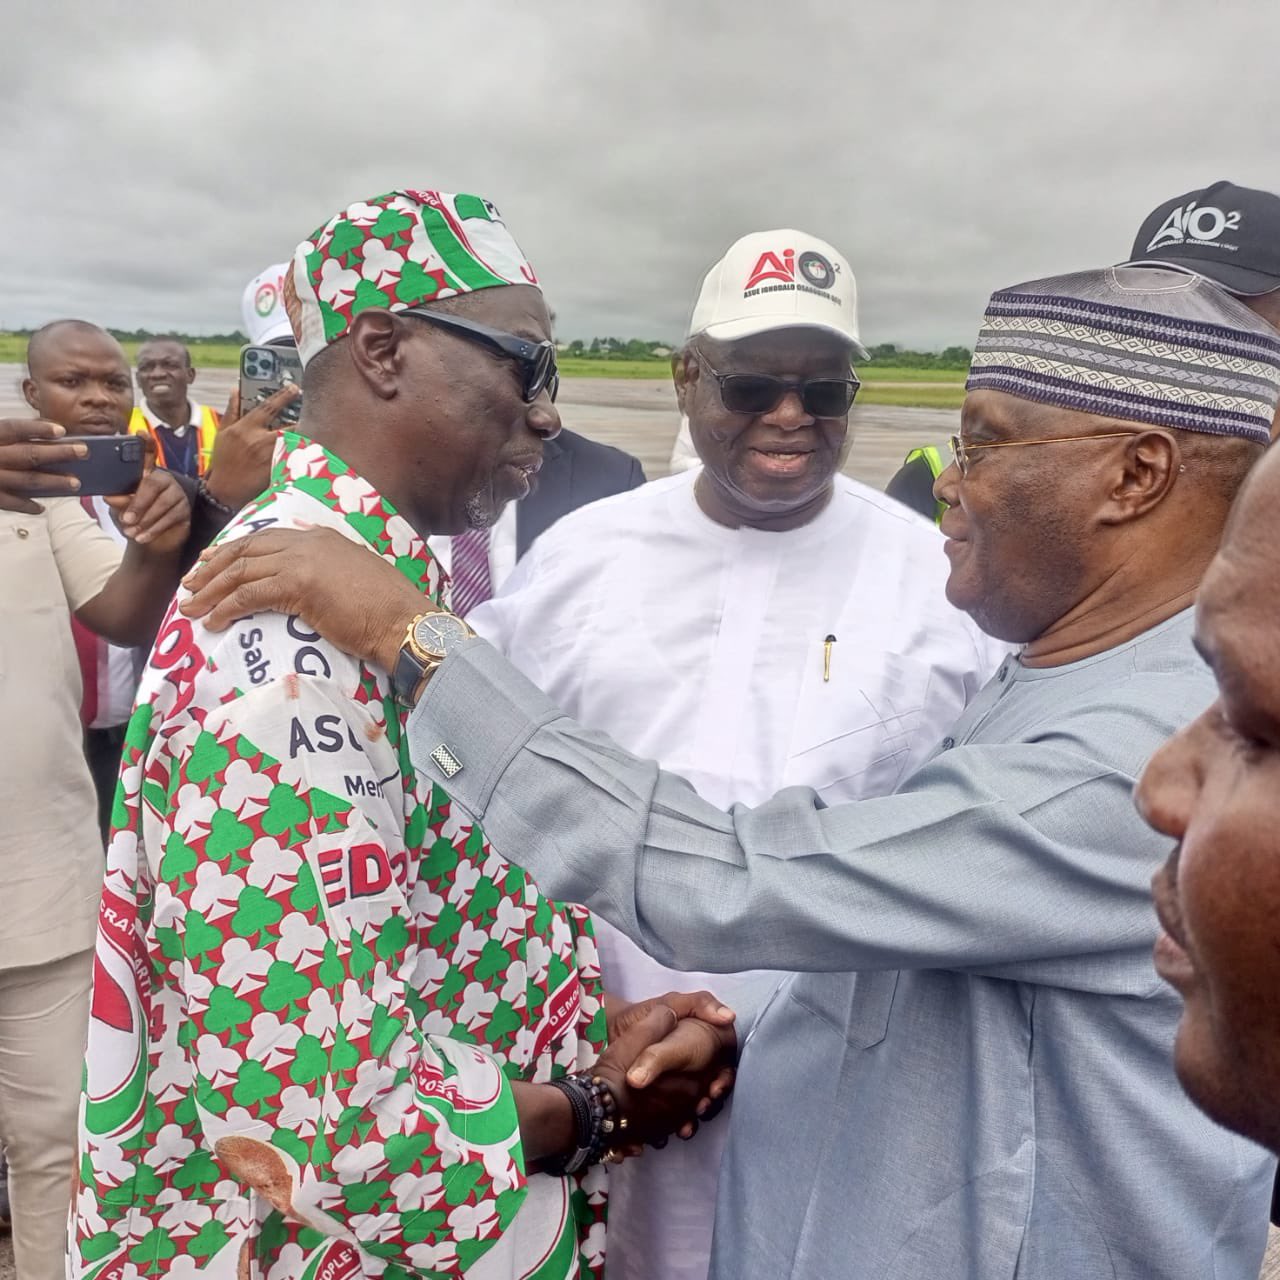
[555,356,670,379]
[858,383,965,409]
[855,366,969,383]
[0,336,965,408]
[0,335,246,366]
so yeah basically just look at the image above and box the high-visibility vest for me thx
[128,404,219,476]
[904,445,947,525]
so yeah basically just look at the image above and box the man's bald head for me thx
[25,319,124,377]
[135,337,191,369]
[22,319,133,436]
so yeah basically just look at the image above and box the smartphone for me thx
[31,433,146,497]
[239,344,304,428]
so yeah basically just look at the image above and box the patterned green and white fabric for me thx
[71,433,608,1280]
[285,191,540,366]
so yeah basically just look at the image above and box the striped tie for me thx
[450,525,492,617]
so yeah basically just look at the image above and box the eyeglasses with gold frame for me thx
[948,431,1143,476]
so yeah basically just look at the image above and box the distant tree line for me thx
[560,338,673,360]
[858,343,972,369]
[3,327,248,345]
[559,338,972,367]
[2,327,971,367]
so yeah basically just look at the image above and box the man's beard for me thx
[464,487,499,531]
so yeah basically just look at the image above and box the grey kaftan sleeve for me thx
[409,640,1173,995]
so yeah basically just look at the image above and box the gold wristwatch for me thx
[391,611,475,706]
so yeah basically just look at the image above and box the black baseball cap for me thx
[1125,180,1280,297]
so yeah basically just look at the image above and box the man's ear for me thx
[21,376,39,414]
[1100,430,1181,526]
[672,349,693,415]
[185,361,196,389]
[347,310,405,402]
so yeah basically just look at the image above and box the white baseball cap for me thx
[241,262,294,346]
[688,229,867,358]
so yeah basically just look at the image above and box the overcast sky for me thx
[3,0,1278,349]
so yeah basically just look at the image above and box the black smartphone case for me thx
[35,434,147,497]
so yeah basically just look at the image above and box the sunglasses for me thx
[404,308,559,403]
[692,347,859,418]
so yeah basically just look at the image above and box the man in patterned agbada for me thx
[71,190,734,1280]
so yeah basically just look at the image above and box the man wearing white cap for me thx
[466,229,1004,1279]
[241,261,295,346]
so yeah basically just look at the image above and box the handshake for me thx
[524,989,737,1174]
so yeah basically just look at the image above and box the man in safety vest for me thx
[129,336,219,477]
[885,441,948,523]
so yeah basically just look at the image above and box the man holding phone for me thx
[22,321,298,833]
[0,415,190,1280]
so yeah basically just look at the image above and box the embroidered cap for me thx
[966,266,1280,445]
[285,190,539,365]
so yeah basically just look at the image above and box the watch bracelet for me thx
[541,1072,619,1175]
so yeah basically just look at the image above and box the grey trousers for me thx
[0,949,91,1280]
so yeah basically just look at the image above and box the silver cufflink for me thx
[430,744,463,778]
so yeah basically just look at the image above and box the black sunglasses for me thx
[692,347,859,418]
[404,308,559,403]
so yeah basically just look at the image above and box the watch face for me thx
[412,612,471,659]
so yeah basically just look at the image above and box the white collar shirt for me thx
[138,398,207,437]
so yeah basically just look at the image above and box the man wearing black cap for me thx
[1129,192,1280,1244]
[1127,180,1280,332]
[1128,182,1280,439]
[1139,190,1280,1236]
[888,180,1280,520]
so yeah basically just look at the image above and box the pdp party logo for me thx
[83,882,150,1143]
[255,271,287,317]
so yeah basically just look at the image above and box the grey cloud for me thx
[1,0,1277,347]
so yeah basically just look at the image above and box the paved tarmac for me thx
[0,365,957,491]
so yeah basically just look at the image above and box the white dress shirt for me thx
[469,469,1004,1280]
[85,497,139,729]
[427,500,519,598]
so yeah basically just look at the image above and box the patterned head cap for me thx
[966,266,1280,445]
[285,190,539,366]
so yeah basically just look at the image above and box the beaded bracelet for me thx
[542,1072,624,1175]
[195,477,234,519]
